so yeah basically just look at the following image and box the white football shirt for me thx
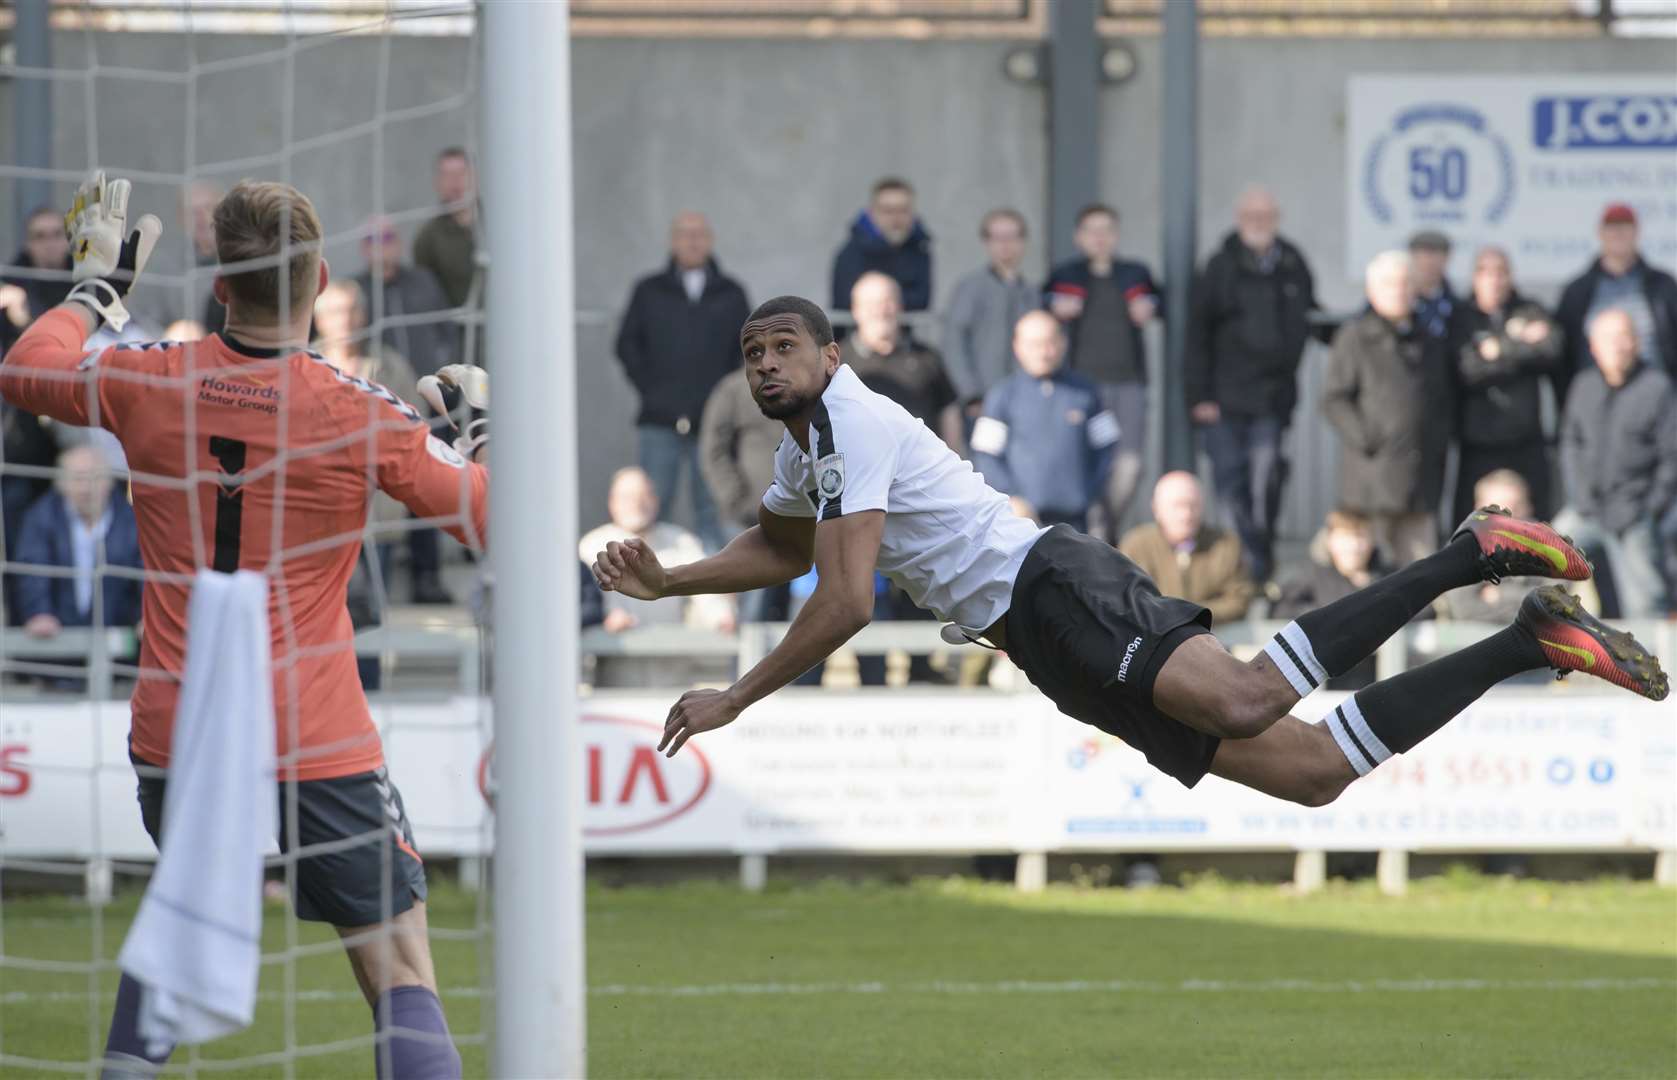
[762,364,1046,631]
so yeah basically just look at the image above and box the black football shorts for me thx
[1005,525,1220,787]
[133,751,427,926]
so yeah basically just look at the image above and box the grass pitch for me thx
[3,871,1674,1077]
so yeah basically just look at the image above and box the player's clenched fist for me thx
[591,537,666,601]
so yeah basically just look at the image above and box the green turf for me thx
[3,871,1674,1077]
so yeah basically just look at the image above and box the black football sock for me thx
[1262,534,1481,695]
[103,972,174,1073]
[1325,625,1548,776]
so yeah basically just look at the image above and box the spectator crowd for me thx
[608,180,1675,655]
[3,153,1675,692]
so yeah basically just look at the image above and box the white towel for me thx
[118,569,277,1054]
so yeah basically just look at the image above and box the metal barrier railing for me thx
[5,618,1671,701]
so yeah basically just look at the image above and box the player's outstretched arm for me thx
[0,305,99,423]
[592,505,814,602]
[657,510,883,757]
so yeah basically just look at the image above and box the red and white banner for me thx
[2,690,1673,860]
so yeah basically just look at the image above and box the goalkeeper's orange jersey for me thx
[1,308,490,779]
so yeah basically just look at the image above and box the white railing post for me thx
[1376,849,1409,896]
[1014,852,1048,893]
[1293,850,1326,893]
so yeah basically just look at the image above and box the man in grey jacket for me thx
[1553,308,1677,617]
[1320,251,1455,567]
[943,209,1039,422]
[352,215,455,379]
[698,372,783,539]
[698,371,788,623]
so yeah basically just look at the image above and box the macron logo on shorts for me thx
[1115,635,1144,683]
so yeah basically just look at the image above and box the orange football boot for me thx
[1518,586,1669,701]
[1451,505,1592,584]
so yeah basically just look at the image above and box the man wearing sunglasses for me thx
[2,206,73,347]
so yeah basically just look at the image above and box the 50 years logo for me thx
[1362,103,1516,228]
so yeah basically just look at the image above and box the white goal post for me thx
[481,1,587,1076]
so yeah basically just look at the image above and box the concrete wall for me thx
[569,38,1047,529]
[3,30,1673,538]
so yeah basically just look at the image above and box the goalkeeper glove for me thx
[64,170,162,333]
[417,363,490,462]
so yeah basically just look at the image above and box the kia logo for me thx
[478,715,713,836]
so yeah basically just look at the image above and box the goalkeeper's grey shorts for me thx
[132,750,428,927]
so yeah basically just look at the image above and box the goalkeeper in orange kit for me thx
[0,172,489,1079]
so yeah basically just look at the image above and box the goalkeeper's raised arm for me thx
[0,174,491,551]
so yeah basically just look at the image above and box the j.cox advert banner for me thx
[1347,76,1677,284]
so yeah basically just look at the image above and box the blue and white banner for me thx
[1347,76,1677,285]
[1050,693,1665,852]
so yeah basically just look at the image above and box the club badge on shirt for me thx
[425,434,467,469]
[816,453,845,500]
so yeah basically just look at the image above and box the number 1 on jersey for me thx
[208,435,248,572]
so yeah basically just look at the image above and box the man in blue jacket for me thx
[15,444,143,640]
[831,178,932,312]
[970,311,1118,531]
[1044,203,1159,542]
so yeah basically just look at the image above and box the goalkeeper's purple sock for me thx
[101,973,173,1078]
[374,985,462,1080]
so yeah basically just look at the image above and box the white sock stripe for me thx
[1325,709,1376,777]
[1271,632,1319,689]
[1340,695,1393,765]
[1280,621,1328,684]
[1263,638,1315,697]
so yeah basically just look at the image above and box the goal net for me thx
[0,2,580,1075]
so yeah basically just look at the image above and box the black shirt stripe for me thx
[812,397,842,520]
